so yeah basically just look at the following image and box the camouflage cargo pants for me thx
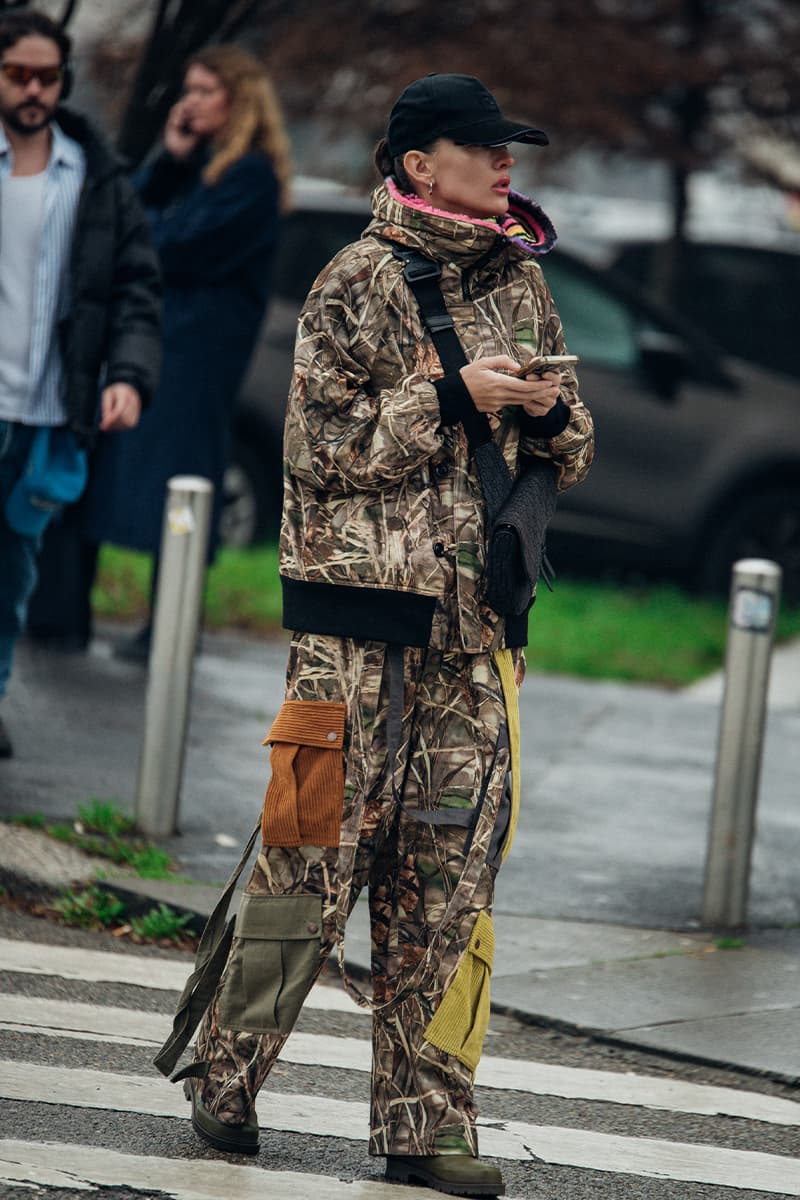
[192,632,522,1157]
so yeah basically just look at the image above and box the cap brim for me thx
[448,117,549,147]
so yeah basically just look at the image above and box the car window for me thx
[543,257,638,369]
[272,209,370,305]
[688,246,796,373]
[612,242,800,378]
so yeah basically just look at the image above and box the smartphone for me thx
[513,354,579,378]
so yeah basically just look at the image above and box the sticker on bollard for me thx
[731,587,774,633]
[168,505,196,536]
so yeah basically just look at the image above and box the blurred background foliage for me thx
[93,544,800,686]
[6,1,800,671]
[13,1,800,234]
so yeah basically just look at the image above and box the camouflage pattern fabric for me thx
[280,181,594,654]
[193,633,525,1156]
[189,182,593,1161]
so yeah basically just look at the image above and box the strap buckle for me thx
[403,254,442,284]
[392,245,442,284]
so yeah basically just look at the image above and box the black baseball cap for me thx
[386,73,548,158]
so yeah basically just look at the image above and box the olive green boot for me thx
[385,1154,504,1196]
[183,1077,259,1155]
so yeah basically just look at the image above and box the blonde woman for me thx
[46,47,292,659]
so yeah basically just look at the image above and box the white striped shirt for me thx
[0,120,86,426]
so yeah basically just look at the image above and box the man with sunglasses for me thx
[0,9,161,758]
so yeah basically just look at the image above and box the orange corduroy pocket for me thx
[260,700,346,847]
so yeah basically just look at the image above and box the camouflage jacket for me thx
[279,181,594,653]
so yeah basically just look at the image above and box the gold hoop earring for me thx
[428,179,435,197]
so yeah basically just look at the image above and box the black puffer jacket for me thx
[54,108,162,444]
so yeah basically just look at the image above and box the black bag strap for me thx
[391,243,556,622]
[152,819,261,1080]
[391,246,515,518]
[391,247,469,375]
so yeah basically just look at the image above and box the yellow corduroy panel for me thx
[423,910,495,1072]
[493,648,520,863]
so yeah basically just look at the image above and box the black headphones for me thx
[60,55,73,100]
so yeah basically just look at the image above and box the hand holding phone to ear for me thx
[164,99,199,160]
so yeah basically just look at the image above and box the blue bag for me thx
[5,426,88,538]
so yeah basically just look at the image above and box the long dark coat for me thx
[84,148,279,559]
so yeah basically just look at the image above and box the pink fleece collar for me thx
[384,176,556,255]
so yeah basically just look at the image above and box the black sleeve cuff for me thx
[434,372,472,425]
[433,373,492,446]
[105,369,150,407]
[521,395,570,439]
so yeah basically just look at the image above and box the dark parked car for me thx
[222,184,800,603]
[609,239,800,381]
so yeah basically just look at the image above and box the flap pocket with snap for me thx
[218,893,323,1034]
[261,700,346,847]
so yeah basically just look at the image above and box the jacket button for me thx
[434,462,450,479]
[433,541,445,557]
[326,731,338,742]
[307,922,319,934]
[474,939,481,950]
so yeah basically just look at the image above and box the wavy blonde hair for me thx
[188,45,292,211]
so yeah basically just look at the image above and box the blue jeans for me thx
[0,421,39,698]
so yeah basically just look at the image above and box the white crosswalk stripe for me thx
[2,1059,799,1194]
[2,991,799,1127]
[0,1139,434,1199]
[2,935,799,1198]
[0,936,355,1010]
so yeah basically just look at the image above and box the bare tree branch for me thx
[101,0,799,258]
[57,0,79,27]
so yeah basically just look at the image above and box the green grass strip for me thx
[93,544,800,688]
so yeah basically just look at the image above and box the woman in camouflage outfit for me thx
[159,73,593,1198]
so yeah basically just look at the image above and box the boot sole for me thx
[183,1079,259,1155]
[385,1158,505,1197]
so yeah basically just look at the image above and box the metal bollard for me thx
[702,558,782,928]
[135,476,214,838]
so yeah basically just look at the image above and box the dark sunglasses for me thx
[0,62,63,88]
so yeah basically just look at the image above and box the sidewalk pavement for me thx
[1,624,798,1085]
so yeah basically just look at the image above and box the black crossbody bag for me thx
[392,246,557,646]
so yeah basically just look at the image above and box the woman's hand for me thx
[459,356,561,415]
[520,371,562,417]
[163,99,200,161]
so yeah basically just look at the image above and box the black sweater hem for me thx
[281,577,530,649]
[281,577,437,647]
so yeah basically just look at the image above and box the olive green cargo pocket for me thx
[217,893,323,1034]
[261,699,346,847]
[424,911,495,1072]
